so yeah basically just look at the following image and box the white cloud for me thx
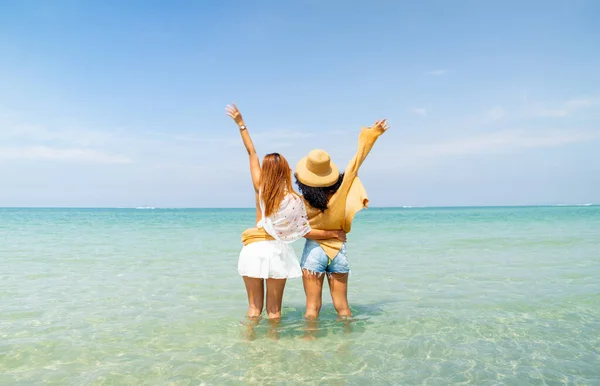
[463,106,506,128]
[426,69,447,76]
[0,146,132,164]
[408,129,600,159]
[483,106,505,122]
[534,97,599,118]
[252,129,316,140]
[150,161,205,170]
[411,108,427,116]
[1,122,119,147]
[0,117,133,164]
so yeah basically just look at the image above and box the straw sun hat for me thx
[295,149,340,188]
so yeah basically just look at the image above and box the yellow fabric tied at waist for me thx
[241,227,275,246]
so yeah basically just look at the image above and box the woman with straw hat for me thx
[226,103,347,324]
[295,119,390,320]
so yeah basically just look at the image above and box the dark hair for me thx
[295,173,344,212]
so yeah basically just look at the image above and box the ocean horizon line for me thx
[0,204,595,210]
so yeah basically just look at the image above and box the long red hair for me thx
[259,153,296,217]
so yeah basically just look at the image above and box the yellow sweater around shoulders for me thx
[241,127,381,256]
[304,127,381,259]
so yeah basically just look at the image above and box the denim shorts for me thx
[300,239,350,274]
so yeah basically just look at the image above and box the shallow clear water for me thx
[1,207,599,385]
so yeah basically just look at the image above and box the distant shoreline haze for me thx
[0,204,595,210]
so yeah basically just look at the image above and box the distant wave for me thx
[135,206,155,209]
[551,203,593,207]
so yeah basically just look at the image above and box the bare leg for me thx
[243,276,264,317]
[302,271,324,340]
[265,278,286,319]
[302,270,325,319]
[327,272,352,317]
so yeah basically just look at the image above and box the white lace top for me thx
[257,193,312,243]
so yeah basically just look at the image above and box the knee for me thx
[248,304,263,317]
[305,303,321,319]
[305,311,319,319]
[265,304,281,319]
[335,306,352,317]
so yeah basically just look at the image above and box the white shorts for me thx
[238,241,302,279]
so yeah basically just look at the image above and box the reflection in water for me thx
[242,315,262,341]
[303,317,319,341]
[303,315,357,340]
[337,315,353,335]
[237,316,363,384]
[242,317,284,340]
[267,317,281,340]
[240,304,375,341]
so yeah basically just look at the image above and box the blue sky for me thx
[1,0,599,207]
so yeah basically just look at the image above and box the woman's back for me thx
[296,122,388,259]
[259,192,311,243]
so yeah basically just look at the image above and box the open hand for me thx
[332,230,347,242]
[369,119,390,135]
[226,103,245,127]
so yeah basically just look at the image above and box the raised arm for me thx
[338,119,390,195]
[226,103,261,193]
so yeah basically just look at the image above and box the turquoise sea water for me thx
[1,206,599,385]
